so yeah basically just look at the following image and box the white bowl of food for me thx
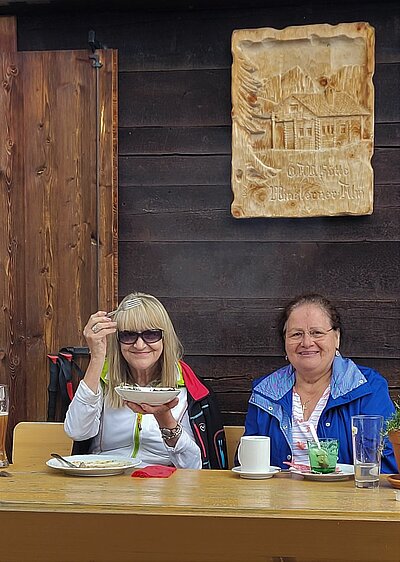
[114,385,180,405]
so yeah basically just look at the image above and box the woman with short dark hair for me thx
[244,293,397,473]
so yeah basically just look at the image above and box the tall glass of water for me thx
[0,384,9,467]
[352,415,383,489]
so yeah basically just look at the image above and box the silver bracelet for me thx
[160,423,182,441]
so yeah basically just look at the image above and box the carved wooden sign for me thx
[231,23,375,218]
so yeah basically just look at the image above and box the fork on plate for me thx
[51,453,85,468]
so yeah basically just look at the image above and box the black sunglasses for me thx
[117,329,163,345]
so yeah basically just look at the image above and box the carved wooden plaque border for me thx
[231,23,375,218]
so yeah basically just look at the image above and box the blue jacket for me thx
[245,355,397,473]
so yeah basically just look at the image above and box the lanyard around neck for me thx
[132,413,142,458]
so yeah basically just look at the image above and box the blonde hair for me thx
[105,292,183,407]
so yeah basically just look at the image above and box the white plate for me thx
[114,386,180,405]
[231,466,281,479]
[46,455,141,476]
[290,463,354,481]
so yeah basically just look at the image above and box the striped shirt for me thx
[292,386,331,464]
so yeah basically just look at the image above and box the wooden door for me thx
[0,44,118,450]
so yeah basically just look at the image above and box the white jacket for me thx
[64,380,202,468]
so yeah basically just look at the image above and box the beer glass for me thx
[0,384,9,467]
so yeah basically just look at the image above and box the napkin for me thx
[131,465,177,478]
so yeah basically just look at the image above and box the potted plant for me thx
[385,400,400,473]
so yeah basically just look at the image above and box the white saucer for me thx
[231,466,281,479]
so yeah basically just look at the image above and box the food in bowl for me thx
[114,385,181,405]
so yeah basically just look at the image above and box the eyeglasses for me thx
[286,328,334,343]
[117,329,163,345]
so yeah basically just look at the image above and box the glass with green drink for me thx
[307,438,339,473]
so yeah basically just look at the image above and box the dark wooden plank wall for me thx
[12,0,400,424]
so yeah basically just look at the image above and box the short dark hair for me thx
[278,293,342,344]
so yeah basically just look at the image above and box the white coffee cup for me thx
[238,435,270,473]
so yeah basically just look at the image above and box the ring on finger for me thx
[92,323,100,333]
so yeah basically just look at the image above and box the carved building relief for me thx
[231,23,375,218]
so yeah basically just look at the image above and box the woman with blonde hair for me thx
[65,292,227,469]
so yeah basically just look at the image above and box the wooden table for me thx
[0,466,399,562]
